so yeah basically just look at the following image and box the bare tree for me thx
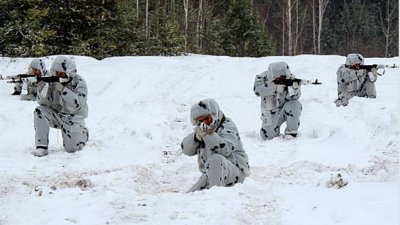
[170,0,176,16]
[183,0,189,52]
[312,0,316,54]
[295,0,298,55]
[285,0,307,55]
[145,0,149,38]
[286,0,293,55]
[196,0,203,52]
[136,0,139,19]
[378,0,398,57]
[293,0,308,55]
[317,0,329,54]
[282,4,286,55]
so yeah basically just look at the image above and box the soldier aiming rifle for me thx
[0,59,48,101]
[254,61,321,140]
[334,53,397,107]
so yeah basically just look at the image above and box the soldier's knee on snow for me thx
[260,126,279,140]
[65,146,84,153]
[64,142,86,153]
[266,133,278,140]
[65,147,79,153]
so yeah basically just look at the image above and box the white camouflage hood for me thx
[190,98,224,130]
[28,58,47,76]
[265,61,294,81]
[345,53,364,66]
[50,56,78,77]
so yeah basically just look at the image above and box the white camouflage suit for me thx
[253,62,302,140]
[335,53,378,107]
[14,59,47,100]
[34,56,89,154]
[13,81,37,100]
[181,98,250,192]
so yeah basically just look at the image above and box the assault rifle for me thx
[346,64,398,75]
[0,74,34,83]
[359,64,385,72]
[34,76,61,83]
[273,77,322,86]
[0,74,61,83]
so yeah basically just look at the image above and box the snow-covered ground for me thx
[0,55,398,225]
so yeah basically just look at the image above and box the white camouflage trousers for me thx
[336,80,376,106]
[34,105,89,152]
[260,100,302,140]
[188,154,245,192]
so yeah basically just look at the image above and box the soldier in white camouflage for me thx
[32,56,89,157]
[12,59,47,101]
[334,53,378,107]
[181,98,250,192]
[253,61,302,140]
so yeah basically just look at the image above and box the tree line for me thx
[0,0,397,58]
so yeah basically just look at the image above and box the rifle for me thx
[23,76,62,83]
[346,64,398,75]
[358,64,386,72]
[273,77,322,86]
[0,74,35,83]
[0,74,62,84]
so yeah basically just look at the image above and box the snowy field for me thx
[0,55,398,225]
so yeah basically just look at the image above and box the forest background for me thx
[0,0,398,58]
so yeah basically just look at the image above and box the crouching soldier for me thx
[12,59,47,101]
[32,56,89,157]
[254,61,302,140]
[334,53,378,107]
[181,98,250,192]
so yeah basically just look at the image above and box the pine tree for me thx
[337,0,378,55]
[146,7,184,56]
[92,0,146,58]
[0,0,396,57]
[222,0,275,56]
[202,18,225,55]
[0,0,56,56]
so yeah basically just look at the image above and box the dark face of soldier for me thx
[197,114,212,126]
